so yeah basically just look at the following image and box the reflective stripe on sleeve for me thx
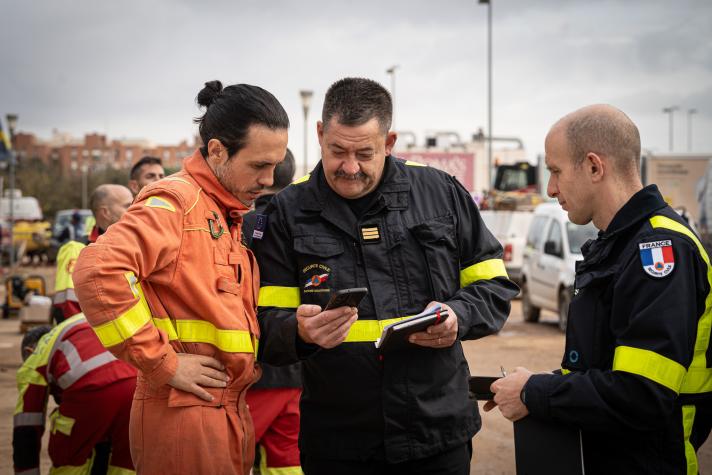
[13,412,44,427]
[91,284,152,348]
[561,368,571,375]
[344,317,410,342]
[153,317,255,354]
[258,286,301,308]
[612,345,686,393]
[54,340,116,389]
[460,258,508,287]
[650,215,712,394]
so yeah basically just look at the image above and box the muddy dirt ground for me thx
[0,265,710,473]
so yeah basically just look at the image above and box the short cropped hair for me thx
[322,78,392,133]
[130,156,162,180]
[565,108,641,175]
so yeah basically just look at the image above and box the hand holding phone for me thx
[324,287,368,310]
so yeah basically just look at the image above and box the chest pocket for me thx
[214,246,241,295]
[566,267,618,371]
[294,235,345,307]
[408,216,459,301]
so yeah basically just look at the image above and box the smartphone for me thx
[324,287,369,310]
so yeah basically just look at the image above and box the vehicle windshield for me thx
[566,222,599,254]
[53,211,92,236]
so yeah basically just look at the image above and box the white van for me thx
[479,210,534,285]
[520,202,598,331]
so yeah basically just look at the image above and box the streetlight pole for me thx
[662,106,679,152]
[687,108,698,153]
[386,65,399,131]
[479,0,493,187]
[299,90,313,177]
[5,114,18,270]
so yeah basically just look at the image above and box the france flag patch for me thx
[639,240,675,278]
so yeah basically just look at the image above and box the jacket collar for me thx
[602,184,667,237]
[296,156,411,239]
[579,184,667,266]
[184,150,250,220]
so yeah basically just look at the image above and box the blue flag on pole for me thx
[0,118,11,161]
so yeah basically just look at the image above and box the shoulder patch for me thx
[145,196,176,212]
[639,240,675,278]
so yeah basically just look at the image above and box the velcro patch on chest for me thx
[639,240,674,278]
[360,225,381,244]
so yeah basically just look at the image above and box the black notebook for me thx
[514,416,584,475]
[375,305,449,352]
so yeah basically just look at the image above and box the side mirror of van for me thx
[544,240,562,257]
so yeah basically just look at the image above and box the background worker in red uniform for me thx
[13,314,137,474]
[52,185,134,323]
[127,155,165,197]
[243,149,303,475]
[73,80,289,475]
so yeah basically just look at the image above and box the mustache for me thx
[334,169,368,181]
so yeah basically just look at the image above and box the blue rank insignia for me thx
[639,240,675,278]
[253,214,267,240]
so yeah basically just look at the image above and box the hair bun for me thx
[196,80,224,108]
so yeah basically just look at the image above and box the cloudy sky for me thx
[1,0,710,167]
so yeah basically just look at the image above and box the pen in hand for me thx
[500,366,507,377]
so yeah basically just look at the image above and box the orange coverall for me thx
[73,150,261,474]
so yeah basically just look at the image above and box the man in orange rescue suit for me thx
[52,184,134,323]
[73,80,289,474]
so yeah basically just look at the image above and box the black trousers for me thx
[301,442,472,475]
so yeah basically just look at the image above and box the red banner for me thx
[396,152,475,191]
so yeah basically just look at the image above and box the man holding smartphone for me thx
[253,77,518,475]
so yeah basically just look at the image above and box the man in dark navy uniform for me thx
[488,104,712,474]
[254,78,518,474]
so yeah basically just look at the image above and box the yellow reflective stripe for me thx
[152,317,178,340]
[50,456,93,475]
[259,286,301,308]
[404,160,426,167]
[460,259,508,287]
[259,445,304,475]
[344,317,410,342]
[292,174,310,185]
[650,215,712,394]
[561,368,571,375]
[612,345,686,393]
[107,466,136,475]
[153,318,255,353]
[92,282,152,348]
[49,410,75,436]
[175,320,254,353]
[682,405,698,475]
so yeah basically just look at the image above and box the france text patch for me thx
[639,240,675,278]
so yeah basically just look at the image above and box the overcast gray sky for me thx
[1,0,710,166]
